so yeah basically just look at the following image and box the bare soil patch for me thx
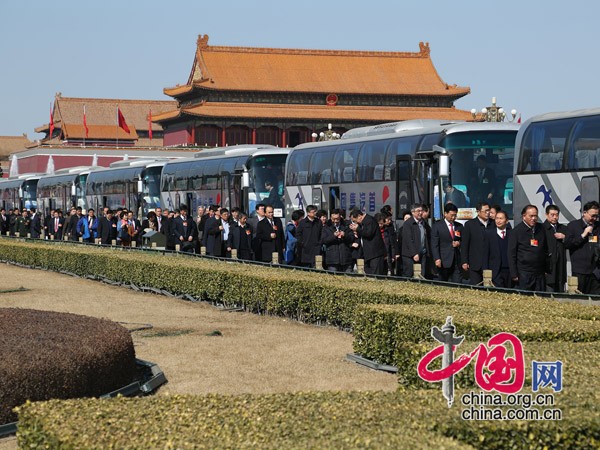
[0,263,396,447]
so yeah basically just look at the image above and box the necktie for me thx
[501,230,505,239]
[449,222,454,239]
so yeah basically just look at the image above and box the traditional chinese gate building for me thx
[154,35,473,147]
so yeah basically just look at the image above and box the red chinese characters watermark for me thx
[418,332,525,394]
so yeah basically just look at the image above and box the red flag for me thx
[517,114,522,124]
[49,104,55,138]
[148,109,153,140]
[117,107,131,134]
[83,105,89,138]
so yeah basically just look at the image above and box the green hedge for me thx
[16,384,599,449]
[1,239,597,331]
[16,392,472,450]
[353,303,600,369]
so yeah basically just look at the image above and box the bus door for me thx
[581,176,600,208]
[221,172,231,209]
[328,186,340,212]
[312,187,323,210]
[186,193,194,213]
[395,156,413,222]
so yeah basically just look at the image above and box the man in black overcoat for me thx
[543,205,568,292]
[256,205,284,263]
[431,203,463,283]
[461,202,492,285]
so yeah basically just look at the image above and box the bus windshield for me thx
[143,166,162,211]
[247,154,287,216]
[441,131,516,219]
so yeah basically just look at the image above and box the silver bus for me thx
[160,145,290,217]
[36,166,100,215]
[85,159,167,218]
[514,108,600,222]
[0,174,40,211]
[285,120,519,222]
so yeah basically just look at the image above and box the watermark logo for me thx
[417,317,563,420]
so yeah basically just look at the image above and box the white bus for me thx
[160,145,290,217]
[36,166,100,215]
[85,159,167,218]
[285,120,519,222]
[0,174,41,211]
[514,108,600,222]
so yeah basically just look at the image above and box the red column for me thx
[281,129,287,148]
[252,128,257,144]
[221,127,227,146]
[190,124,196,145]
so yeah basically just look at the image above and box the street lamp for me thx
[311,123,341,141]
[471,97,518,122]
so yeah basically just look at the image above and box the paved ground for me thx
[0,263,396,448]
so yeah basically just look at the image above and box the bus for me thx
[86,159,167,219]
[514,108,600,223]
[285,120,519,223]
[160,145,289,217]
[36,166,100,216]
[0,174,41,211]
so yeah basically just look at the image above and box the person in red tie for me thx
[431,203,463,283]
[49,210,65,240]
[484,210,512,288]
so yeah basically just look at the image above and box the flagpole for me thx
[83,104,86,148]
[116,105,119,149]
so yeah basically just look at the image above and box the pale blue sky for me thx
[1,0,599,137]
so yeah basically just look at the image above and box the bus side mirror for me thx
[433,145,450,177]
[71,183,76,197]
[241,172,250,189]
[438,154,450,177]
[137,180,143,194]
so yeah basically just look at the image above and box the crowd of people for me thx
[2,198,600,295]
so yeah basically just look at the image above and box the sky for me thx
[1,0,599,138]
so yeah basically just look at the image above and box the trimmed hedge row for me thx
[16,392,473,450]
[352,303,600,369]
[16,382,600,450]
[0,308,137,424]
[1,240,597,331]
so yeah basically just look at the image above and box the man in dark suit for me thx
[401,204,431,278]
[227,212,254,260]
[543,205,568,292]
[565,201,600,294]
[469,155,496,206]
[43,209,55,238]
[202,206,220,253]
[97,210,118,245]
[1,208,10,235]
[66,207,83,241]
[49,210,65,240]
[256,205,284,263]
[350,209,386,275]
[461,202,492,285]
[443,182,467,208]
[296,205,322,268]
[431,203,463,283]
[508,205,549,291]
[206,208,232,257]
[264,180,283,209]
[29,208,42,238]
[321,209,354,273]
[484,210,512,288]
[173,205,198,253]
[248,203,266,261]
